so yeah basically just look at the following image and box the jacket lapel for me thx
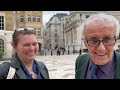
[79,60,89,79]
[16,68,27,79]
[76,54,90,79]
[115,51,120,79]
[10,54,27,79]
[10,54,49,79]
[35,61,49,79]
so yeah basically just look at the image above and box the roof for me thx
[49,13,68,21]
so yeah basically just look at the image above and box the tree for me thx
[0,51,4,60]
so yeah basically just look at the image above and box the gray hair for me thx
[81,13,120,38]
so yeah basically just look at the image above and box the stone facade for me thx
[64,11,120,53]
[0,11,15,59]
[14,11,43,55]
[0,11,43,60]
[44,13,68,50]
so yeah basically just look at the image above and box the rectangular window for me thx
[38,30,41,36]
[32,16,36,22]
[27,16,31,22]
[0,16,4,30]
[37,16,40,22]
[20,16,24,22]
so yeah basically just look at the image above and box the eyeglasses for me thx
[83,36,116,47]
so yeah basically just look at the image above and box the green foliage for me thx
[0,51,4,57]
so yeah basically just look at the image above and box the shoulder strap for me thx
[6,61,16,79]
[7,66,15,79]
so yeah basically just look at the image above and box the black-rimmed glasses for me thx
[83,36,116,47]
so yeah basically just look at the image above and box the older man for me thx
[75,13,120,79]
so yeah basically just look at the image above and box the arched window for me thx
[0,39,4,52]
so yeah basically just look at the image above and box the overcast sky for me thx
[43,11,69,25]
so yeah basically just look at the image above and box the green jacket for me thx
[75,50,120,79]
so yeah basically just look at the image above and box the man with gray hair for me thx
[75,13,120,79]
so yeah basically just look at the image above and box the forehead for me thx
[18,34,37,42]
[84,21,116,38]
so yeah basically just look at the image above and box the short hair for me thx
[12,27,36,46]
[80,13,120,38]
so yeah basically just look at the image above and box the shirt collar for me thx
[89,54,115,76]
[98,55,115,76]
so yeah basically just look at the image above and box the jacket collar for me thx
[10,54,49,79]
[82,50,120,79]
[35,61,49,79]
[10,54,22,69]
[114,50,120,79]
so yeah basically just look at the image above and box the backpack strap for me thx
[7,66,15,79]
[1,61,16,79]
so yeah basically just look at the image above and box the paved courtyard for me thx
[0,54,79,79]
[35,54,79,79]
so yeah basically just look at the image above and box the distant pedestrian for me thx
[51,50,53,56]
[79,49,82,55]
[57,48,60,56]
[62,48,65,55]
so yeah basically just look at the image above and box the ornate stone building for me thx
[0,11,43,60]
[44,13,68,50]
[0,11,15,59]
[14,11,43,54]
[64,11,120,53]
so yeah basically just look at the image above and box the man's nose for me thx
[96,41,106,51]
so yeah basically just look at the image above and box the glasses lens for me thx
[86,37,116,46]
[87,39,99,46]
[103,38,116,46]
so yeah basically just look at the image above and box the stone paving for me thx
[35,54,79,79]
[0,54,79,79]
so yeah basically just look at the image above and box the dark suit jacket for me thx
[75,50,120,79]
[0,54,49,79]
